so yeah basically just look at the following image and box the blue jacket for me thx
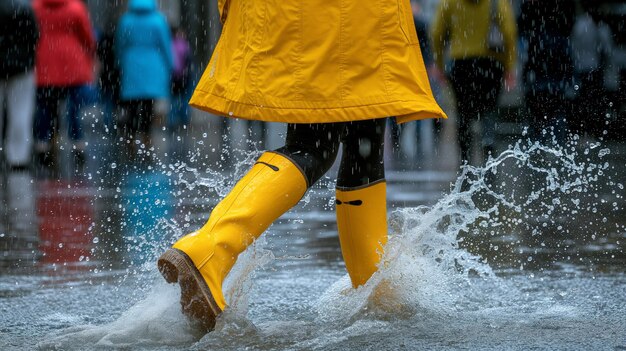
[116,0,173,100]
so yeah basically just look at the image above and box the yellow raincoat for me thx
[190,0,447,124]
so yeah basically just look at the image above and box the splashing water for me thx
[37,283,197,349]
[313,136,619,338]
[37,242,275,350]
[34,136,626,350]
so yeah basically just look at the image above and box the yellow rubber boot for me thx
[158,152,307,331]
[335,181,388,288]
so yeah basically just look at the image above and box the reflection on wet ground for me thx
[1,118,625,350]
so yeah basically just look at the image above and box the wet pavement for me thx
[1,110,625,350]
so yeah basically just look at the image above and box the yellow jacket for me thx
[430,0,517,72]
[190,0,447,124]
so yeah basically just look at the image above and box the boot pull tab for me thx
[335,199,363,206]
[255,161,280,172]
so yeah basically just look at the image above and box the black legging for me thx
[274,119,386,188]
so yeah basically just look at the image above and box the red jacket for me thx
[33,0,96,87]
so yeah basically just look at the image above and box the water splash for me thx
[37,282,198,349]
[36,136,624,350]
[175,146,262,197]
[34,240,273,350]
[316,136,615,327]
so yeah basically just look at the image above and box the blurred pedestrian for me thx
[96,22,121,134]
[115,0,173,152]
[33,0,97,167]
[518,0,576,141]
[157,0,446,333]
[430,0,517,165]
[169,26,192,132]
[595,5,626,128]
[0,0,39,170]
[570,7,613,137]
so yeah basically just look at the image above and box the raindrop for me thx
[111,163,117,169]
[93,237,100,244]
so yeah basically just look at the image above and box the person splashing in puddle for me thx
[158,0,447,332]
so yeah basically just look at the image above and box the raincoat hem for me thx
[189,89,447,124]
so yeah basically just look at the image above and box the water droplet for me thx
[111,163,117,169]
[92,237,99,244]
[598,148,610,158]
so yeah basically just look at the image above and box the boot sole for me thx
[157,248,221,332]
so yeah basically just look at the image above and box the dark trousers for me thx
[35,86,88,143]
[274,119,386,188]
[121,99,155,140]
[448,58,504,163]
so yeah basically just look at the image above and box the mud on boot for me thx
[158,248,221,332]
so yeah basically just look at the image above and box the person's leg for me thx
[120,100,148,158]
[275,123,342,185]
[169,92,189,130]
[67,86,90,166]
[136,99,154,148]
[337,119,386,187]
[449,60,476,164]
[99,89,115,133]
[34,87,60,159]
[387,118,401,149]
[475,58,504,161]
[335,118,388,287]
[122,99,140,143]
[5,73,36,167]
[66,86,84,143]
[158,122,342,331]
